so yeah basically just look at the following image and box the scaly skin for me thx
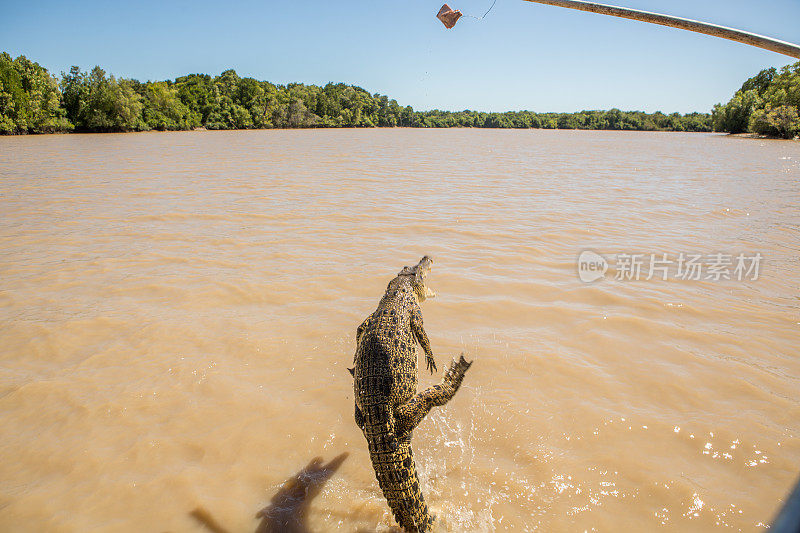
[350,256,473,532]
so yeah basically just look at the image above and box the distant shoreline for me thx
[729,132,799,141]
[1,126,729,137]
[5,128,798,142]
[1,51,712,136]
[4,125,797,141]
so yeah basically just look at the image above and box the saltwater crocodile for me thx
[350,256,473,532]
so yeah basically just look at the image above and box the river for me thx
[0,129,798,531]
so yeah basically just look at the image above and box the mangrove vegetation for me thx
[9,50,781,136]
[712,61,800,139]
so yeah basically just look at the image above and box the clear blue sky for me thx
[2,0,798,113]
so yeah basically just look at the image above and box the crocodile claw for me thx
[446,353,472,384]
[446,353,473,376]
[426,355,437,374]
[431,353,473,407]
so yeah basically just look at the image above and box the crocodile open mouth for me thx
[421,258,435,298]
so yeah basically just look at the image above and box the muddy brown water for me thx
[0,129,798,532]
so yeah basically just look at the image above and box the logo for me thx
[577,250,608,283]
[574,250,762,283]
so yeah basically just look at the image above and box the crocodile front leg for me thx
[395,355,473,439]
[411,304,437,374]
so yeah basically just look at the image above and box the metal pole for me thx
[521,0,800,59]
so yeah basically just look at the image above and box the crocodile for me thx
[350,256,473,532]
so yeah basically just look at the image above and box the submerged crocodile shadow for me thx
[255,452,350,533]
[191,452,349,533]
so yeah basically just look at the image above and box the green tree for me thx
[740,66,776,95]
[143,82,200,130]
[749,105,800,139]
[60,66,144,132]
[557,113,579,129]
[712,89,762,134]
[713,61,799,137]
[174,74,218,124]
[0,52,72,134]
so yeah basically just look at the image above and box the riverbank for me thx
[730,132,799,141]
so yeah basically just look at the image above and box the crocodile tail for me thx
[368,434,433,532]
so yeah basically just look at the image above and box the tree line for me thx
[712,61,800,139]
[1,51,713,135]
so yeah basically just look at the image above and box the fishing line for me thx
[465,0,498,21]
